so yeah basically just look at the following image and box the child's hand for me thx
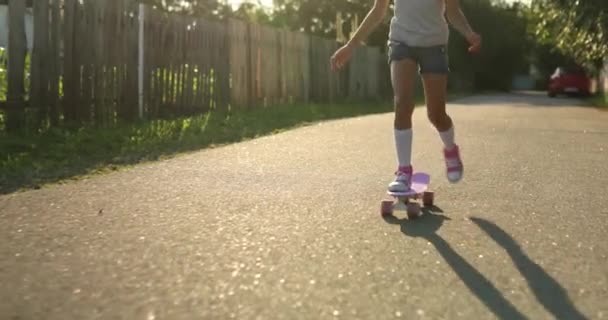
[466,32,482,54]
[330,43,355,72]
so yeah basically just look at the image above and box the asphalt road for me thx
[1,92,607,320]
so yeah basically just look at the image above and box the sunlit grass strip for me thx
[1,98,401,193]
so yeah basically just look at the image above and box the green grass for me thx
[0,99,388,194]
[1,92,473,194]
[587,93,608,109]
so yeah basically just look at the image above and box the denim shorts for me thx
[387,40,450,74]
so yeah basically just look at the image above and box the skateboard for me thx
[381,172,434,218]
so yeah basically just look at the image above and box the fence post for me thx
[62,0,77,123]
[48,0,60,126]
[6,0,27,132]
[138,3,145,119]
[31,0,50,126]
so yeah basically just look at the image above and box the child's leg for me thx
[388,58,418,191]
[422,73,453,141]
[422,73,463,182]
[392,59,418,164]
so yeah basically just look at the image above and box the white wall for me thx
[0,5,34,51]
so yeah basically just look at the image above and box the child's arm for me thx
[346,0,390,48]
[445,0,482,53]
[331,0,390,71]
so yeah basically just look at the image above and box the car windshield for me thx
[561,66,586,75]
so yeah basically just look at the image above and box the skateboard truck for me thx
[381,173,434,219]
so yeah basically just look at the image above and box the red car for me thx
[548,66,591,97]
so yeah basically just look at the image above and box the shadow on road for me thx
[470,217,588,320]
[383,210,589,320]
[384,208,527,320]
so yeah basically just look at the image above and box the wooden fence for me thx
[0,0,388,132]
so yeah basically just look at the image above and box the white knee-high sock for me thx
[394,128,413,167]
[439,125,455,149]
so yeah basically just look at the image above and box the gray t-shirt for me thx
[389,0,449,47]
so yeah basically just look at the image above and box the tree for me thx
[229,2,274,25]
[447,0,532,91]
[529,0,608,71]
[271,0,389,47]
[137,0,228,19]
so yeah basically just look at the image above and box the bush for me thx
[448,1,532,92]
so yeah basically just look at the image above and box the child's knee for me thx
[394,95,414,112]
[427,110,450,127]
[394,108,413,130]
[427,111,441,125]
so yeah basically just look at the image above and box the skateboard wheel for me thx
[406,203,421,219]
[422,191,434,207]
[380,200,394,216]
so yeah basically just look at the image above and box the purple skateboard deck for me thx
[382,172,433,218]
[386,172,430,197]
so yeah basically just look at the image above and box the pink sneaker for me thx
[444,145,463,183]
[388,165,413,192]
